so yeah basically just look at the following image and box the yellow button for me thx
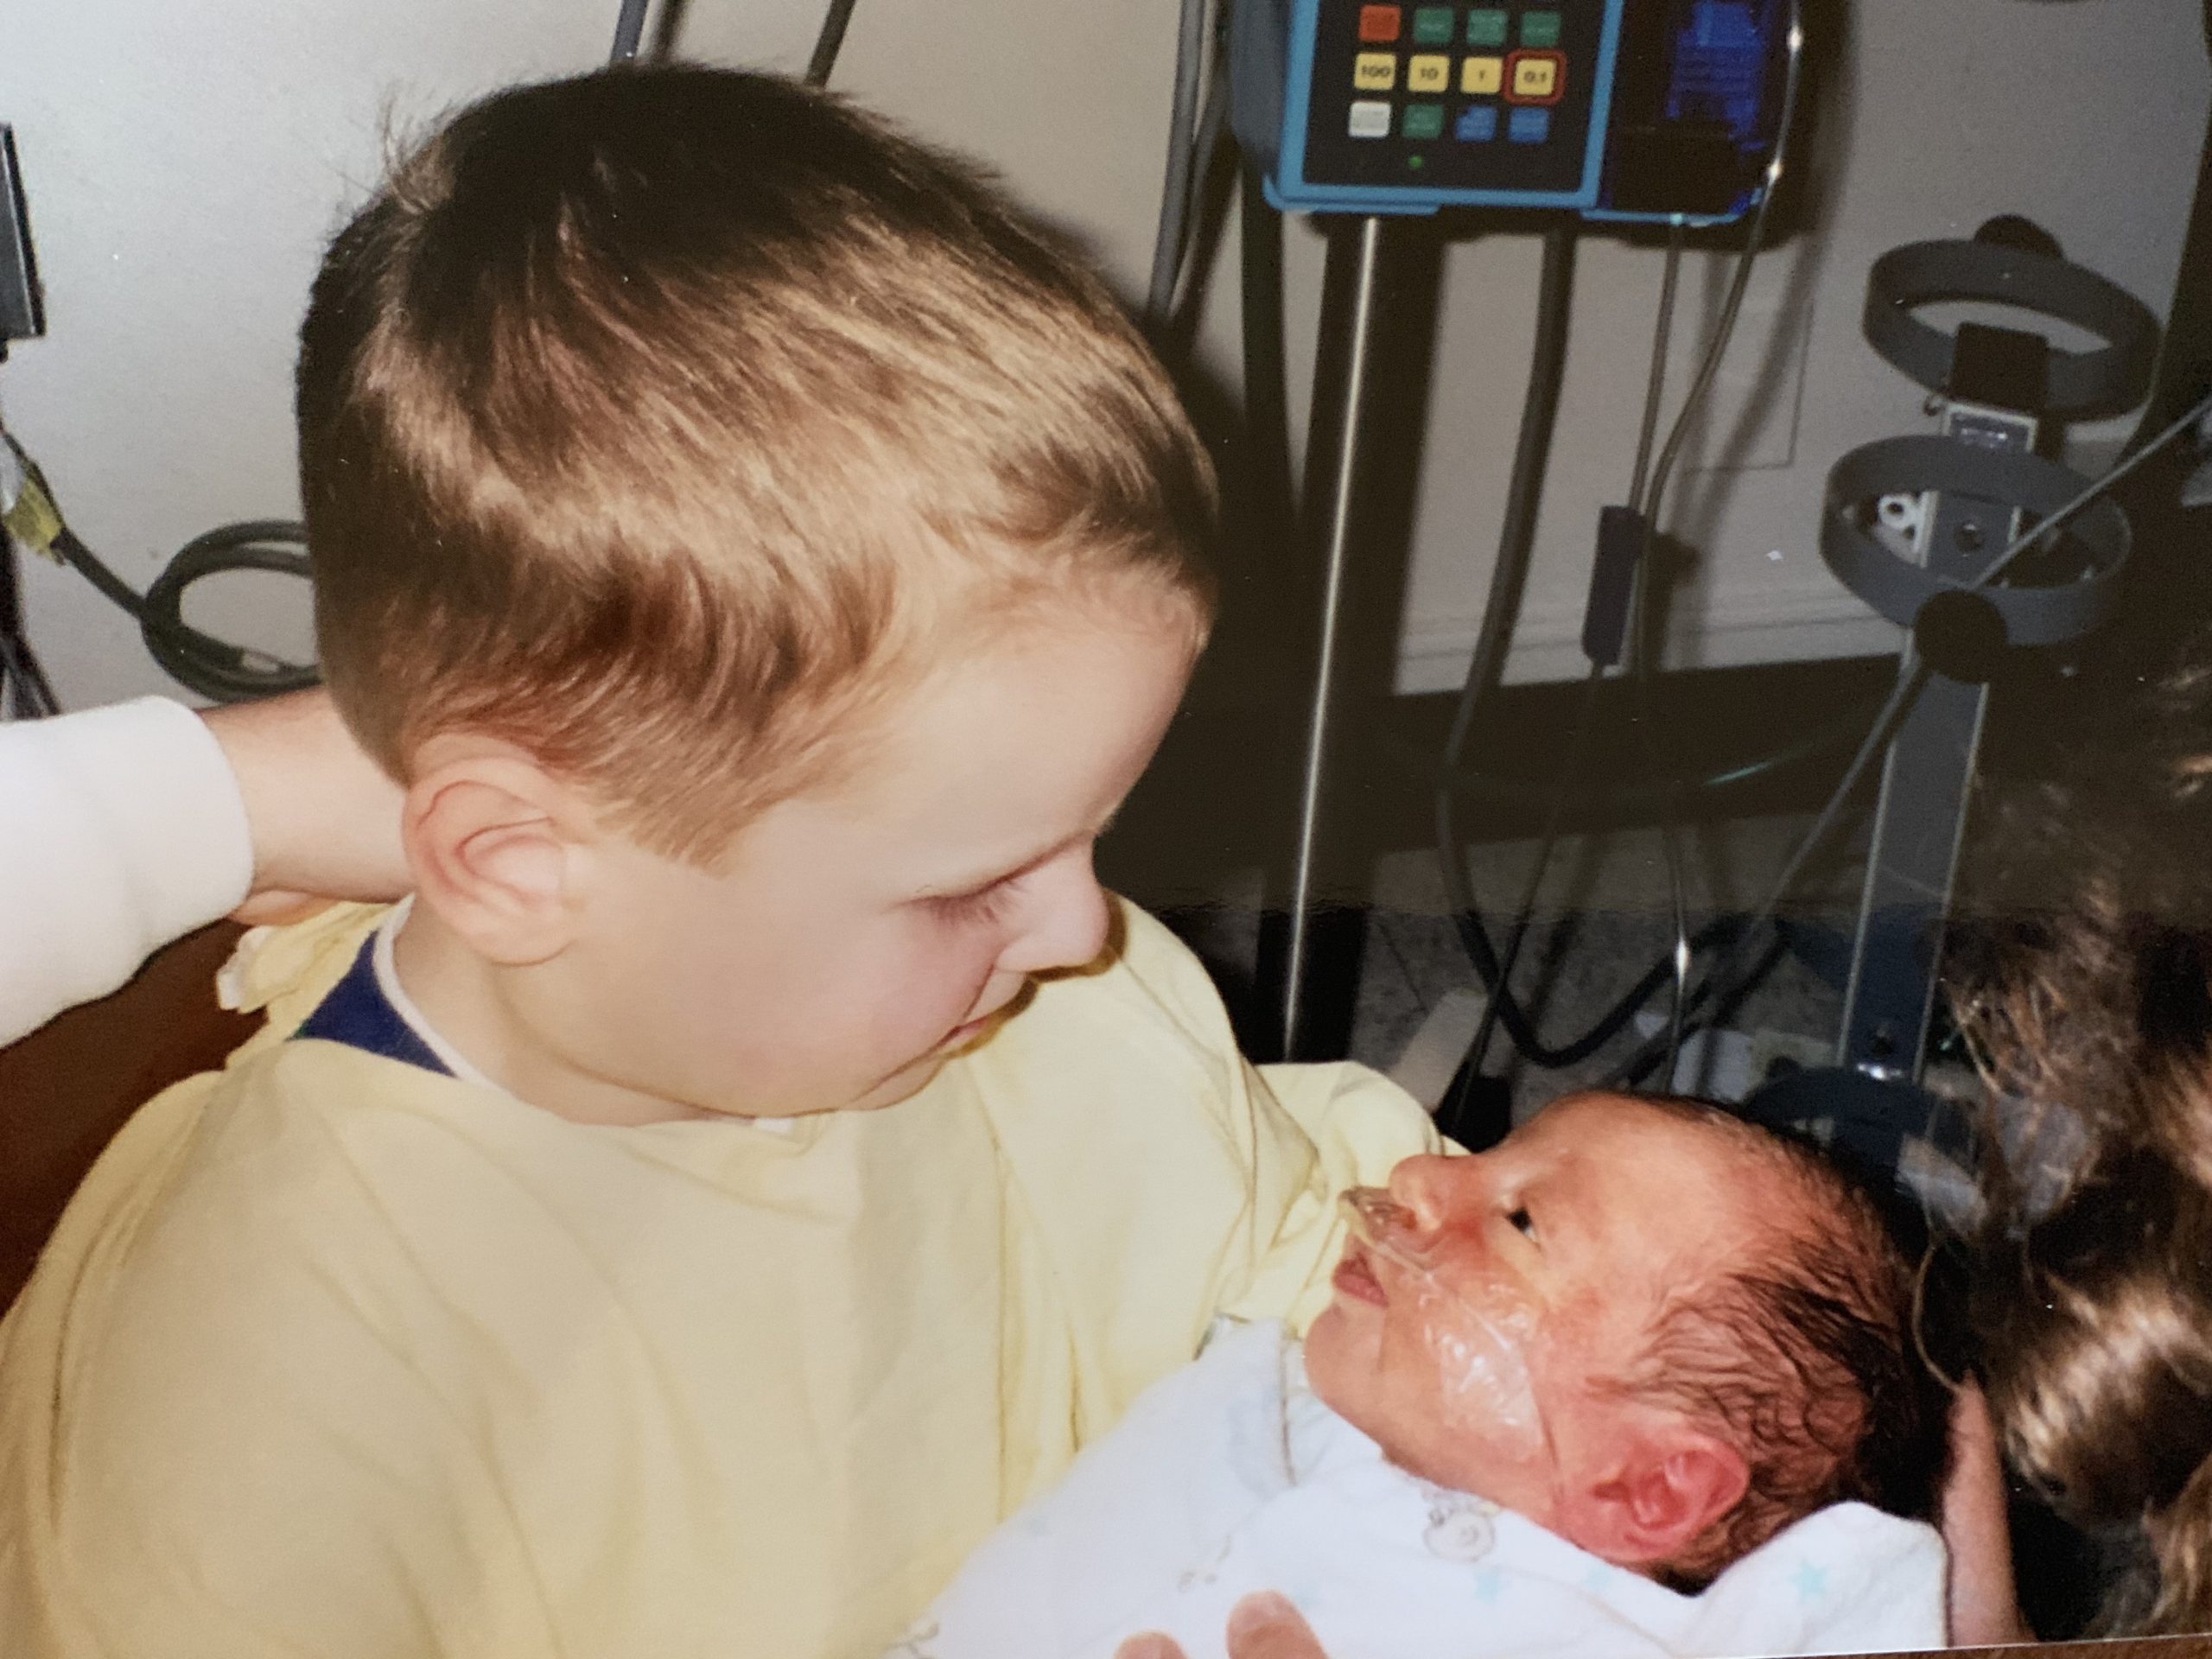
[1407,54,1450,93]
[1512,56,1559,99]
[1353,52,1398,92]
[1460,54,1503,94]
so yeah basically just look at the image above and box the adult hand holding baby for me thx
[1115,1592,1326,1659]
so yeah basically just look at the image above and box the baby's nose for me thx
[1387,1154,1471,1232]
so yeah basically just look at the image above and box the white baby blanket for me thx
[897,1319,1946,1659]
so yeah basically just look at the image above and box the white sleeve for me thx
[0,698,252,1045]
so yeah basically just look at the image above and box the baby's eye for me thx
[1507,1206,1536,1240]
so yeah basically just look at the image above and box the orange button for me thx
[1506,50,1563,104]
[1357,5,1402,43]
[1461,54,1503,94]
[1407,54,1450,92]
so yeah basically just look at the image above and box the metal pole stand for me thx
[1835,221,2158,1083]
[1255,215,1442,1063]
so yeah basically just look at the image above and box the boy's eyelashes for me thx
[920,879,1020,927]
[1506,1205,1538,1243]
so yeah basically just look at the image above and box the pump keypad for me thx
[1306,0,1604,197]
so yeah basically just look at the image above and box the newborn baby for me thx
[895,1092,1949,1659]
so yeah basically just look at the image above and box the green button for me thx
[1466,9,1509,46]
[1402,102,1446,140]
[1520,10,1562,46]
[1410,6,1454,44]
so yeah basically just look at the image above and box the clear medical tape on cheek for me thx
[1338,1188,1547,1441]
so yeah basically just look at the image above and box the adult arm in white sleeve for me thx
[0,689,407,1046]
[0,697,253,1044]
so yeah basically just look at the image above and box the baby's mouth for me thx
[1332,1240,1389,1306]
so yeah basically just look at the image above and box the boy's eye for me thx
[1507,1205,1536,1240]
[922,881,1017,927]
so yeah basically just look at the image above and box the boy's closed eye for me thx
[921,880,1020,927]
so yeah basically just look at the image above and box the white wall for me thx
[3,0,2205,709]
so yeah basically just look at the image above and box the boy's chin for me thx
[740,1053,950,1119]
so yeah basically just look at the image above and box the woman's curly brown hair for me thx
[1950,638,2212,1633]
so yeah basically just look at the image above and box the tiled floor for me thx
[1168,809,1870,1120]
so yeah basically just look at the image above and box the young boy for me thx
[0,67,1433,1659]
[905,1093,1950,1659]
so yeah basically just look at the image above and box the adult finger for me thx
[1227,1592,1329,1659]
[1114,1634,1187,1659]
[1940,1381,2031,1646]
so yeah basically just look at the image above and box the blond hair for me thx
[299,66,1216,861]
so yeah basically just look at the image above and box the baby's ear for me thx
[403,736,597,965]
[1565,1416,1749,1568]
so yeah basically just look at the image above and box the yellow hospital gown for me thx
[0,899,1433,1659]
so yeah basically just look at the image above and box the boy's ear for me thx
[1564,1417,1750,1568]
[403,737,601,966]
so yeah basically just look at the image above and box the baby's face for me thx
[1303,1093,1778,1529]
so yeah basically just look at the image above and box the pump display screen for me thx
[1300,1,1610,200]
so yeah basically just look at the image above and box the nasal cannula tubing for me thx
[1336,1188,1546,1439]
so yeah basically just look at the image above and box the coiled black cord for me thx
[53,519,317,703]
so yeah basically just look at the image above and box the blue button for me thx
[1454,104,1499,141]
[1508,105,1552,143]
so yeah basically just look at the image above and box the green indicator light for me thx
[1408,154,1425,168]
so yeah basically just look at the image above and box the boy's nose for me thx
[996,845,1111,975]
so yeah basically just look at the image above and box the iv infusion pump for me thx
[1231,0,1795,221]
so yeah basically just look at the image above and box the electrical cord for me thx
[1430,3,1813,1077]
[2,436,315,704]
[1606,378,2212,1088]
[1629,221,1693,1077]
[609,0,651,63]
[1162,48,1234,346]
[1433,224,1592,1074]
[0,556,57,719]
[1147,0,1213,327]
[805,0,864,86]
[1607,662,1927,1088]
[1625,0,1805,1081]
[1452,228,1668,1086]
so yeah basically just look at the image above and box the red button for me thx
[1358,5,1402,43]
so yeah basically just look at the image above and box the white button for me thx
[1349,99,1393,138]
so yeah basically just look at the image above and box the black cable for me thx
[609,0,651,63]
[52,522,317,703]
[1629,223,1693,1078]
[1164,50,1234,346]
[0,621,56,719]
[805,0,863,86]
[1605,385,2212,1087]
[1401,686,1885,810]
[1609,662,1929,1087]
[1526,3,1808,1082]
[1459,661,1607,1079]
[0,514,58,718]
[1427,3,1813,1078]
[1147,0,1212,327]
[1432,224,1586,1071]
[1239,159,1296,536]
[1616,8,1808,1081]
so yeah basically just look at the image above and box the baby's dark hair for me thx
[1602,1099,1949,1588]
